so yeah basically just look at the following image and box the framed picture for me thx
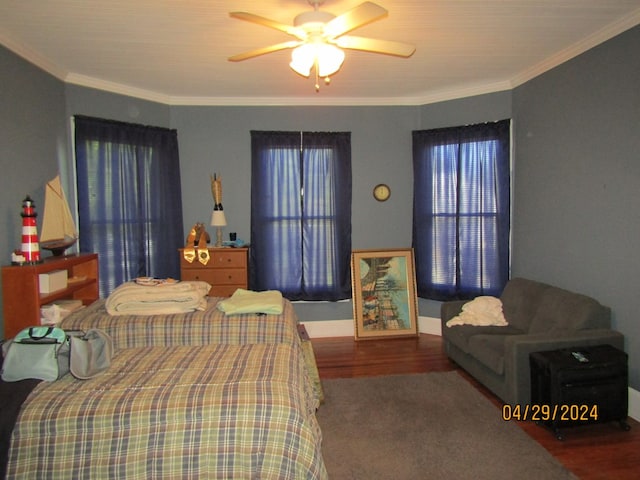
[351,248,419,340]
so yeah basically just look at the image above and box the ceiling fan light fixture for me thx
[230,1,415,91]
[289,42,345,78]
[316,43,345,77]
[290,44,315,76]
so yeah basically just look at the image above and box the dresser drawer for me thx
[179,248,247,269]
[181,269,216,285]
[210,249,247,268]
[178,247,249,297]
[181,269,245,286]
[210,269,247,285]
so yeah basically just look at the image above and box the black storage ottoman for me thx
[529,344,629,440]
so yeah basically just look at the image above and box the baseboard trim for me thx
[302,319,354,338]
[301,316,441,338]
[300,317,639,422]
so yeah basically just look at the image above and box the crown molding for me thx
[3,9,639,107]
[166,80,513,107]
[0,29,67,80]
[64,73,173,104]
[511,7,640,88]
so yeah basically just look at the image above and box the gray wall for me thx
[0,46,67,333]
[170,104,418,323]
[169,94,511,321]
[512,25,640,387]
[170,105,418,248]
[65,84,171,128]
[1,25,638,389]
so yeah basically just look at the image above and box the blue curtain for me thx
[250,131,351,301]
[74,115,184,297]
[412,120,510,300]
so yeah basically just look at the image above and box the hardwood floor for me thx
[311,334,640,480]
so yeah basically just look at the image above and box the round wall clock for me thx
[373,183,391,202]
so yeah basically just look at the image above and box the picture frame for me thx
[351,248,419,340]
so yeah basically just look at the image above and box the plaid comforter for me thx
[7,344,327,479]
[59,297,300,348]
[59,295,324,405]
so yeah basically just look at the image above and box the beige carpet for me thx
[316,372,577,480]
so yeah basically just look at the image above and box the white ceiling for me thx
[1,1,639,106]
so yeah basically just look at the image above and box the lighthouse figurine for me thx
[20,195,42,264]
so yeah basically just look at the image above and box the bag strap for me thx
[28,326,55,340]
[15,326,66,344]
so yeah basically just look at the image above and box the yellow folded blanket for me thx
[217,289,284,315]
[106,281,211,316]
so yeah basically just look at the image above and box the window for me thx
[250,131,352,301]
[412,120,510,300]
[74,115,184,297]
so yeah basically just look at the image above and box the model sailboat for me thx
[40,174,78,256]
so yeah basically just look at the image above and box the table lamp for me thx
[210,208,227,247]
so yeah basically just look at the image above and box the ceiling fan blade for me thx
[228,41,302,62]
[334,35,415,57]
[323,2,388,39]
[229,12,305,39]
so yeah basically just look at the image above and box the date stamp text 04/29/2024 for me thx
[502,404,599,422]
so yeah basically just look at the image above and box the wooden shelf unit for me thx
[179,247,248,297]
[2,253,99,338]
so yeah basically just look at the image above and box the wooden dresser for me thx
[178,247,248,297]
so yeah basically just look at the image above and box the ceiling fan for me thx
[228,1,415,91]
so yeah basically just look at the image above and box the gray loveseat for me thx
[441,277,624,405]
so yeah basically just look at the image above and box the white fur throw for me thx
[446,296,508,327]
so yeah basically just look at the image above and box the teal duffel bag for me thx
[1,326,70,382]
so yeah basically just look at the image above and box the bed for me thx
[58,296,301,348]
[2,283,327,478]
[58,293,324,403]
[5,343,327,479]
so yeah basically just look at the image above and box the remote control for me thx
[571,351,589,363]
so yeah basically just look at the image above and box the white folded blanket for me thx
[106,281,211,316]
[217,289,283,316]
[446,296,508,327]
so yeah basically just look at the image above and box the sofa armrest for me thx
[440,300,468,325]
[502,329,625,405]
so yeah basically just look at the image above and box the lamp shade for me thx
[210,210,227,227]
[290,44,315,77]
[290,43,345,78]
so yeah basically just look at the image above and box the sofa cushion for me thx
[467,334,512,375]
[443,325,525,353]
[441,300,468,323]
[500,278,550,331]
[528,287,611,333]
